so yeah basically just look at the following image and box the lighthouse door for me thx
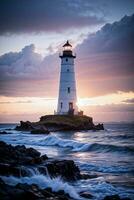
[69,102,73,110]
[68,102,74,115]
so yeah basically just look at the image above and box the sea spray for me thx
[1,174,83,200]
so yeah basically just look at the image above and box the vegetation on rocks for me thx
[15,115,104,133]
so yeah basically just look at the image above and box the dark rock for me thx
[31,129,49,134]
[103,195,131,200]
[0,180,72,200]
[94,123,104,130]
[103,195,121,200]
[0,141,42,165]
[15,120,50,134]
[15,121,33,131]
[0,131,11,134]
[28,154,48,165]
[37,159,81,181]
[0,141,81,181]
[0,163,21,177]
[45,159,81,181]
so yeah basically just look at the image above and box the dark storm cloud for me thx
[0,0,105,34]
[75,14,134,96]
[76,14,134,54]
[0,14,134,97]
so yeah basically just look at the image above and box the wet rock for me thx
[15,120,50,134]
[0,180,72,200]
[0,141,81,181]
[0,163,21,177]
[103,195,131,200]
[0,141,43,165]
[0,131,11,134]
[31,129,49,134]
[94,123,104,130]
[45,159,81,181]
[15,121,33,131]
[28,154,48,165]
[38,159,81,181]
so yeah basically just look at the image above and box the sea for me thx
[0,122,134,200]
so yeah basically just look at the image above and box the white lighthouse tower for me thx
[57,41,78,115]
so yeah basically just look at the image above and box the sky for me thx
[0,0,134,123]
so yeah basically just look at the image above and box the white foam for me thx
[1,174,83,200]
[39,134,91,152]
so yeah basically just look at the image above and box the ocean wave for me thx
[38,134,134,154]
[78,162,134,174]
[38,134,91,151]
[0,133,134,154]
[87,143,134,154]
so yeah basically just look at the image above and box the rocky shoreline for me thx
[0,141,131,200]
[15,115,104,133]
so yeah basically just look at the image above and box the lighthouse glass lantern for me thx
[57,41,78,115]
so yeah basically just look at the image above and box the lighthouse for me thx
[57,41,78,115]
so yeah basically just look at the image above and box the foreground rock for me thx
[0,141,47,165]
[0,178,71,200]
[15,115,104,133]
[0,141,95,200]
[39,159,81,181]
[0,141,89,181]
[103,195,131,200]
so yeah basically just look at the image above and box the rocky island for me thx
[15,114,104,133]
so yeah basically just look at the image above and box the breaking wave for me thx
[1,173,82,200]
[38,134,134,154]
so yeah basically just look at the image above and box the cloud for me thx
[0,14,134,97]
[76,14,134,54]
[75,14,134,96]
[0,44,60,96]
[122,98,134,104]
[0,0,105,35]
[0,44,43,81]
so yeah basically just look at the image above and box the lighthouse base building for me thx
[57,41,79,115]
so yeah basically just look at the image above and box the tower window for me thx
[66,58,68,62]
[61,102,63,109]
[67,69,69,72]
[68,87,70,93]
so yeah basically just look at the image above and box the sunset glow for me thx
[0,91,133,122]
[0,1,134,123]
